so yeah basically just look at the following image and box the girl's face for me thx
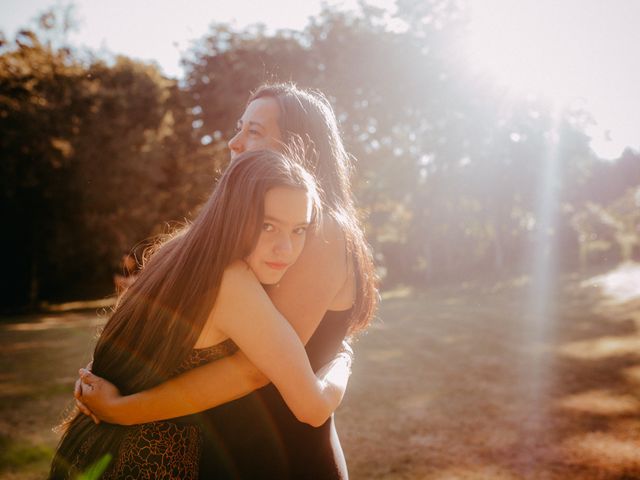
[245,186,312,285]
[228,97,283,159]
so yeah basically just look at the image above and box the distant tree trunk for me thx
[29,249,39,309]
[28,209,40,309]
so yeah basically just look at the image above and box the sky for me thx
[466,0,640,160]
[2,0,385,79]
[1,0,639,160]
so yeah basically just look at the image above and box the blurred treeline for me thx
[1,3,639,310]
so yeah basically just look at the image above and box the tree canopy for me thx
[1,3,638,309]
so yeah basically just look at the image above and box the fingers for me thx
[79,368,99,386]
[341,341,354,356]
[75,370,101,425]
[75,367,93,399]
[74,378,82,399]
[79,367,90,381]
[75,397,93,419]
[75,385,101,425]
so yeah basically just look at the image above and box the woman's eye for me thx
[263,223,275,232]
[248,129,261,136]
[293,226,307,235]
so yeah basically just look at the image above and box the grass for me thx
[1,264,639,479]
[341,263,640,479]
[0,435,53,472]
[0,311,99,479]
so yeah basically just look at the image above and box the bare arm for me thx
[212,263,346,426]
[76,219,352,424]
[79,261,351,426]
[76,351,265,424]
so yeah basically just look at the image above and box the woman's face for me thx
[245,186,312,285]
[228,97,283,159]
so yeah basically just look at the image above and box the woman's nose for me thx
[228,132,243,156]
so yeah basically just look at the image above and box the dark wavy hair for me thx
[250,83,378,333]
[49,149,320,479]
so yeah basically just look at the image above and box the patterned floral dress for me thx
[76,339,238,480]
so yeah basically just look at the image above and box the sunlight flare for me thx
[558,389,640,416]
[581,262,640,305]
[466,0,640,159]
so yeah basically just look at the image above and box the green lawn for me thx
[0,311,102,479]
[1,264,640,479]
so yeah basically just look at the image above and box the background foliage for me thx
[1,2,639,309]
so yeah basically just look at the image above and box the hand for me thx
[315,350,352,383]
[75,368,123,424]
[314,347,353,415]
[75,377,100,424]
[339,340,354,359]
[74,361,99,424]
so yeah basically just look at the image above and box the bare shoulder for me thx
[305,215,347,262]
[210,260,276,333]
[317,216,356,309]
[222,260,255,284]
[197,261,261,346]
[261,215,353,338]
[278,215,348,290]
[218,261,267,305]
[317,215,346,244]
[265,215,351,305]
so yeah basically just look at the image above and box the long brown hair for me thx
[250,83,378,333]
[49,149,319,479]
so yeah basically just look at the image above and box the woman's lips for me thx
[265,261,289,270]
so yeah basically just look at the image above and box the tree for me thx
[0,27,204,308]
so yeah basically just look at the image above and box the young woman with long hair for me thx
[74,83,378,479]
[49,149,351,479]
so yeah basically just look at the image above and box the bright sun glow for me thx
[3,0,639,159]
[466,0,640,159]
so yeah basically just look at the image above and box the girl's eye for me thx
[248,129,261,136]
[293,226,307,235]
[263,223,275,232]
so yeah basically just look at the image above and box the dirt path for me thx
[1,264,639,479]
[340,264,640,479]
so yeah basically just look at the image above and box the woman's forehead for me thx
[242,97,280,124]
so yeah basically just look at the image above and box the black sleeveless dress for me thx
[198,309,352,479]
[76,340,239,480]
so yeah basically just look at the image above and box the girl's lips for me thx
[265,261,289,270]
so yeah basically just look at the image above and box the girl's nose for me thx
[274,233,293,254]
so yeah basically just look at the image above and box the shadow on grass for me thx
[547,263,640,479]
[0,434,53,474]
[0,310,99,479]
[1,266,639,479]
[340,263,640,480]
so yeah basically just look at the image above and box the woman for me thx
[50,149,348,479]
[75,83,378,478]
